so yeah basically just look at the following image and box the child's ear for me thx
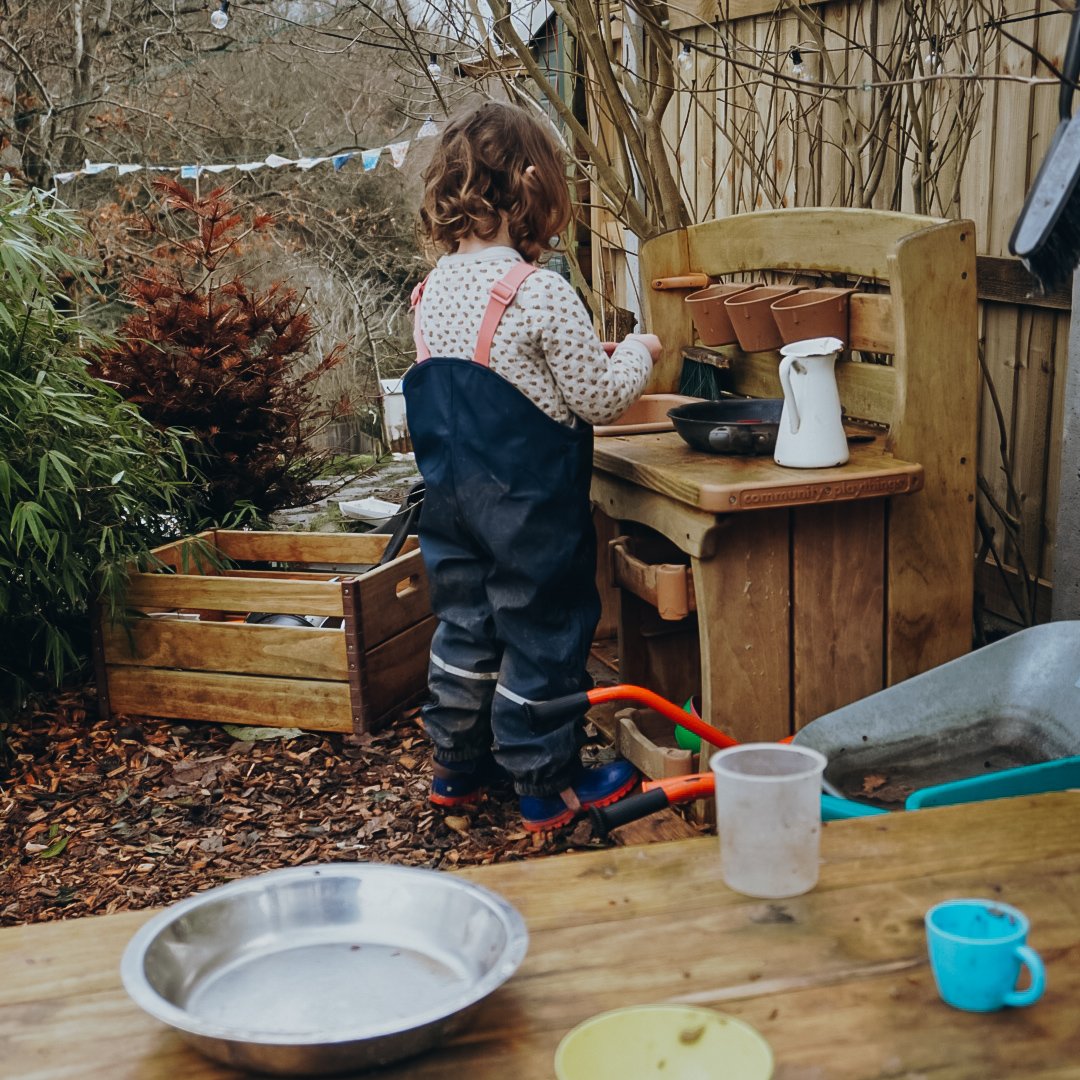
[524,165,537,181]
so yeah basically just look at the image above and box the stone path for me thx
[271,455,421,532]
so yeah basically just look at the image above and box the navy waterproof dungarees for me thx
[403,263,600,796]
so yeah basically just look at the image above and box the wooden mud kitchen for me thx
[594,208,979,768]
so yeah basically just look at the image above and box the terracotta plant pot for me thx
[770,287,855,347]
[684,283,760,346]
[724,286,803,352]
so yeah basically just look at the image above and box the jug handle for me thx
[779,355,801,435]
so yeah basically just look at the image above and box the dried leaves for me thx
[0,688,596,927]
[858,772,914,806]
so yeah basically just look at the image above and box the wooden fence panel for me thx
[636,0,1070,620]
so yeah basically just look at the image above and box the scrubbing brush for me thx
[1009,7,1080,293]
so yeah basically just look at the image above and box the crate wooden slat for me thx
[101,620,348,681]
[212,530,419,565]
[124,575,348,618]
[104,667,353,731]
[96,531,434,733]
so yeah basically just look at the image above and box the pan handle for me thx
[524,692,592,728]
[377,481,425,566]
[707,427,735,453]
[651,273,710,291]
[589,788,670,838]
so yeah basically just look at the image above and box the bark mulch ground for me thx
[1,684,623,928]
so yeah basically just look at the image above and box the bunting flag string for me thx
[53,118,439,186]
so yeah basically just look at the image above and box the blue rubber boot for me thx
[430,758,511,808]
[520,759,639,832]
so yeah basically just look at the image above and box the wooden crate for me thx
[92,530,435,734]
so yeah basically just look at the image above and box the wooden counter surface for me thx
[593,430,923,513]
[4,793,1080,1079]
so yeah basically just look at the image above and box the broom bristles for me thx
[1019,207,1080,294]
[1010,112,1080,293]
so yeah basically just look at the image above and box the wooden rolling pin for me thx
[651,273,711,290]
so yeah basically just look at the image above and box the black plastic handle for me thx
[707,427,734,453]
[523,692,592,727]
[589,788,670,838]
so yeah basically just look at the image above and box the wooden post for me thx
[89,598,111,722]
[341,577,370,734]
[886,220,979,679]
[641,228,695,393]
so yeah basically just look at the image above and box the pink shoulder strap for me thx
[411,261,536,366]
[410,276,431,362]
[473,261,537,367]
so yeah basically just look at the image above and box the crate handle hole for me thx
[395,575,419,598]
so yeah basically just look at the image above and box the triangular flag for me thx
[361,148,381,171]
[54,171,80,184]
[389,141,409,168]
[83,160,111,175]
[235,160,266,172]
[295,156,328,171]
[417,117,439,140]
[264,153,295,168]
[332,153,353,171]
[203,163,233,174]
[115,163,142,175]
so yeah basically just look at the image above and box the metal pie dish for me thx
[668,399,784,455]
[120,863,529,1076]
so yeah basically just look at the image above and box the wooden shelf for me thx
[593,430,923,513]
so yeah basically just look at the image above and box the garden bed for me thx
[2,654,696,927]
[1,687,573,926]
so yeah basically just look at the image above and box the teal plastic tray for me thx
[905,756,1080,810]
[820,794,886,820]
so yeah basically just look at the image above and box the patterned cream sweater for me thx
[414,247,652,425]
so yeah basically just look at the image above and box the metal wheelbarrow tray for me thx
[792,622,1080,810]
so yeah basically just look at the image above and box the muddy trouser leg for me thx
[417,512,502,767]
[487,522,601,797]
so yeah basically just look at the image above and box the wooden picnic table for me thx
[3,792,1079,1078]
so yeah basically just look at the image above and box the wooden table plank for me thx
[593,431,923,513]
[3,794,1078,1079]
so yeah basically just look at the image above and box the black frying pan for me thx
[667,399,784,455]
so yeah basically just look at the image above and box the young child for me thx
[403,102,662,831]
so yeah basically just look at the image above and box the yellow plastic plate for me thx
[554,1004,774,1080]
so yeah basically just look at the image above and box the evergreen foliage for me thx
[94,180,349,518]
[0,185,191,708]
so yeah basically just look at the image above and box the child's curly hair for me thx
[420,103,572,263]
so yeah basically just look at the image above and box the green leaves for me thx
[38,825,70,859]
[0,186,194,704]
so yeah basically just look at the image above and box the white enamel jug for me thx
[774,336,849,469]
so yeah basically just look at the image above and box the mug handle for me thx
[1004,945,1046,1007]
[778,355,801,434]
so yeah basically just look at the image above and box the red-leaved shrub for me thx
[94,179,348,517]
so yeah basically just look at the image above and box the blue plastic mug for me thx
[924,899,1045,1012]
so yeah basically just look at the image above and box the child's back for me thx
[404,102,659,833]
[416,247,652,425]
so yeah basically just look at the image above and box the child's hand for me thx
[626,333,662,364]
